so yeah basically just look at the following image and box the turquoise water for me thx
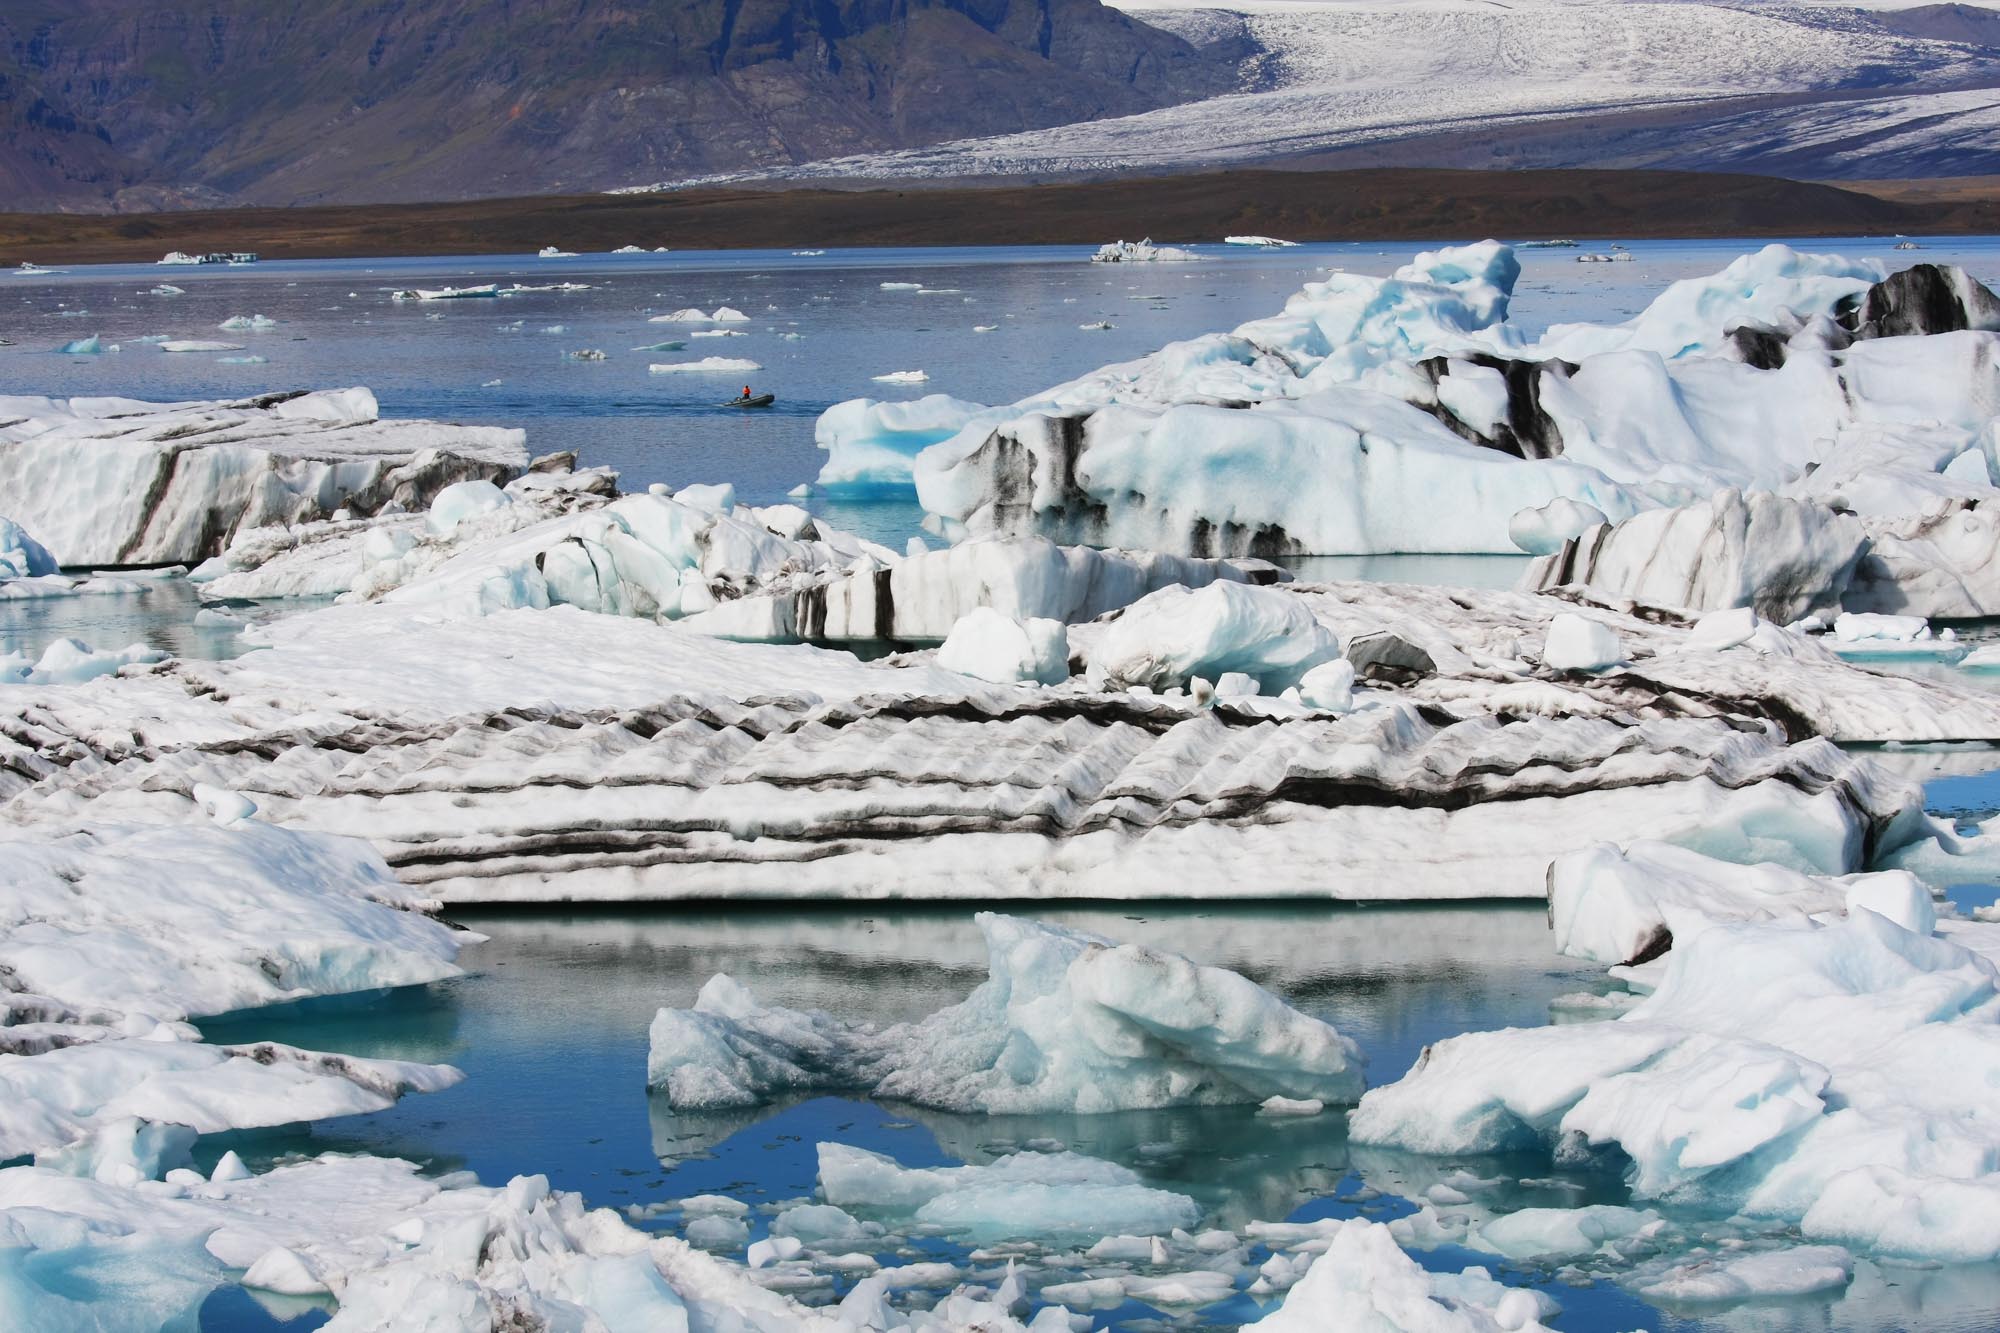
[190,881,2000,1332]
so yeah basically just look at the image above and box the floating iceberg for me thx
[813,394,1011,494]
[877,247,2000,561]
[55,334,105,355]
[1092,239,1197,263]
[651,306,747,323]
[537,245,578,258]
[391,283,499,301]
[0,638,164,685]
[158,340,244,353]
[0,388,525,565]
[647,912,1364,1112]
[682,534,1277,644]
[1546,840,1925,965]
[1354,862,2000,1264]
[871,370,929,384]
[1244,1217,1555,1331]
[650,357,761,373]
[216,314,276,331]
[816,1143,1201,1243]
[1224,235,1300,248]
[0,820,465,1162]
[0,581,1953,901]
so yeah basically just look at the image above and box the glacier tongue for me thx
[0,389,526,566]
[648,912,1364,1113]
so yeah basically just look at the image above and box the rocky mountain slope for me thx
[0,0,1233,210]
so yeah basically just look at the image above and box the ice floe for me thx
[650,356,762,373]
[1354,844,2000,1264]
[1091,239,1198,263]
[0,820,465,1162]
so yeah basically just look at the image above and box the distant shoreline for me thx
[3,167,1996,265]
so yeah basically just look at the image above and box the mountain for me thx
[0,0,1235,210]
[638,0,2000,189]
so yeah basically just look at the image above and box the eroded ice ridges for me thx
[0,596,1938,902]
[808,245,2000,561]
[0,388,527,566]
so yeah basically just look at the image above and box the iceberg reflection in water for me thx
[190,898,2000,1330]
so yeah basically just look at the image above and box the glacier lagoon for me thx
[11,237,2000,553]
[11,240,2000,1331]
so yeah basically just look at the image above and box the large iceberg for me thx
[647,912,1364,1112]
[827,247,2000,561]
[0,389,525,566]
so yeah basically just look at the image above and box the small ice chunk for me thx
[1509,498,1608,555]
[426,479,511,536]
[1833,611,1929,642]
[1296,659,1356,713]
[242,1246,327,1296]
[936,608,1069,686]
[746,1235,804,1268]
[1687,606,1760,652]
[771,1203,868,1243]
[684,1215,751,1249]
[1258,1096,1325,1117]
[1543,613,1625,671]
[191,783,258,826]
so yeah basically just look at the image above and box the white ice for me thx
[647,912,1364,1112]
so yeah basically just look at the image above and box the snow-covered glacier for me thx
[0,388,526,566]
[806,247,2000,575]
